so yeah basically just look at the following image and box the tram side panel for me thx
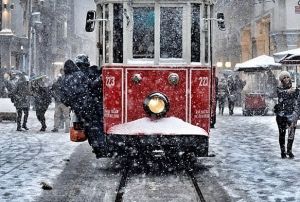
[190,69,211,133]
[102,68,124,133]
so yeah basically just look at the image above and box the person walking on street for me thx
[31,77,52,131]
[218,77,228,115]
[227,75,237,115]
[234,75,246,107]
[12,74,31,131]
[51,73,70,133]
[275,71,299,159]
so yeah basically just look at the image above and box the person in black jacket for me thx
[31,77,52,131]
[13,74,31,131]
[227,75,237,115]
[275,71,299,159]
[60,59,105,158]
[74,54,105,157]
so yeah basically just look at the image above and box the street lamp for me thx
[28,12,42,77]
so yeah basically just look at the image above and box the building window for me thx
[133,7,155,59]
[160,7,183,58]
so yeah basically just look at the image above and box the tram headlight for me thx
[143,92,170,118]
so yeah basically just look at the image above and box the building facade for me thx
[0,0,95,78]
[214,0,300,69]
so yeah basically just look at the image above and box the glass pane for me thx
[113,4,123,63]
[160,7,183,58]
[191,4,201,62]
[105,4,109,63]
[133,7,155,59]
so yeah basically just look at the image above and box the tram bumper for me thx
[106,134,209,157]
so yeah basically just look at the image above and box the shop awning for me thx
[234,55,281,72]
[273,48,300,64]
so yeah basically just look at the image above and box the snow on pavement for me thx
[208,107,300,201]
[0,106,80,202]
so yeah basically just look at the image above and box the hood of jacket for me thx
[64,59,79,75]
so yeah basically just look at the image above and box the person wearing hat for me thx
[275,71,299,159]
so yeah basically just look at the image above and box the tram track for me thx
[114,154,207,202]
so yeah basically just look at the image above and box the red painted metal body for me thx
[243,93,267,115]
[102,65,213,134]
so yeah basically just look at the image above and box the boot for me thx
[17,115,22,131]
[17,126,23,131]
[279,136,286,159]
[22,124,29,130]
[287,139,294,159]
[40,126,46,132]
[281,152,287,159]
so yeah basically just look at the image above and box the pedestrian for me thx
[59,56,106,158]
[50,72,70,133]
[211,76,218,128]
[275,71,299,159]
[4,71,19,103]
[227,75,237,115]
[12,74,31,131]
[74,54,105,157]
[31,77,52,131]
[234,75,246,106]
[218,77,228,115]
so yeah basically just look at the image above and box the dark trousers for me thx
[36,109,47,128]
[218,96,226,115]
[17,108,29,128]
[228,99,235,115]
[276,115,296,154]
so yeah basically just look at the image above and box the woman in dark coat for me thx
[13,75,31,131]
[275,71,299,159]
[31,78,52,131]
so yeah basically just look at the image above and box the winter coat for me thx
[218,79,228,99]
[31,85,52,112]
[275,86,300,123]
[13,77,31,109]
[85,66,103,122]
[5,77,18,103]
[60,60,89,117]
[51,77,63,103]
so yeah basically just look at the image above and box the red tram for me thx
[75,0,222,157]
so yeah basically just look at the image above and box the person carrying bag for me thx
[275,71,299,159]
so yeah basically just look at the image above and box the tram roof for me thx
[94,0,210,4]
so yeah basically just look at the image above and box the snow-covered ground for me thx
[1,105,300,201]
[208,107,300,201]
[0,104,80,202]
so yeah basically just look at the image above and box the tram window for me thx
[191,4,201,62]
[160,7,183,59]
[113,4,123,63]
[204,5,209,63]
[105,4,109,63]
[133,7,155,59]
